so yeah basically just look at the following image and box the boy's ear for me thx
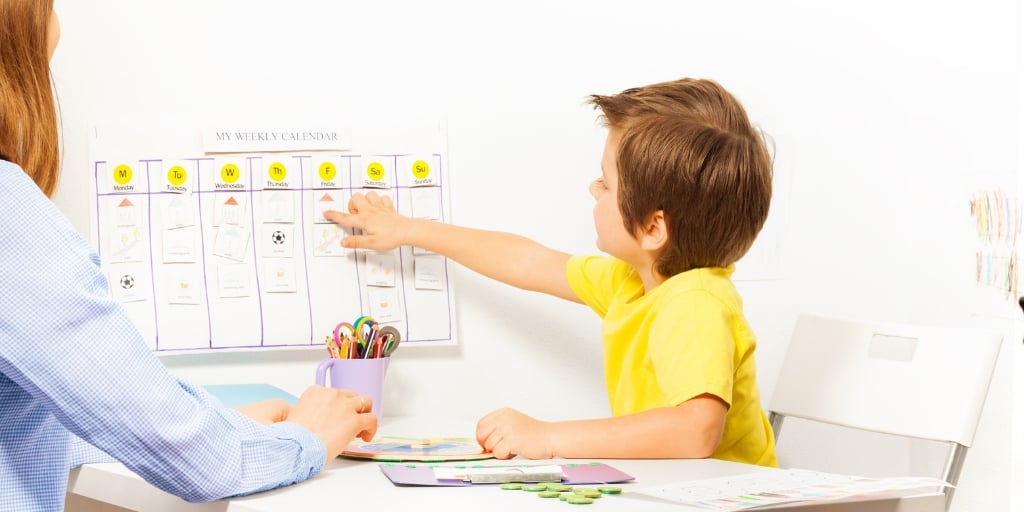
[640,210,668,251]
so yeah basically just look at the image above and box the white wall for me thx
[49,1,1020,510]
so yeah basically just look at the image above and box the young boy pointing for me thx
[326,77,777,466]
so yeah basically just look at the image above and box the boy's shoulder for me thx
[659,266,741,305]
[567,255,644,300]
[571,255,637,279]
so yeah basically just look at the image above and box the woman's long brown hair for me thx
[0,0,60,197]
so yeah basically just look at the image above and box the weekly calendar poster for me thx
[87,122,457,353]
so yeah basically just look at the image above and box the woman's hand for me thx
[234,398,291,425]
[286,386,378,462]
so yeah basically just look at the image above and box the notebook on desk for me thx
[202,383,299,408]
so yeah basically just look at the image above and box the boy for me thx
[325,77,777,466]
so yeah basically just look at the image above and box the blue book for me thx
[203,383,299,408]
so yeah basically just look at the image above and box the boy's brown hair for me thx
[0,0,60,197]
[588,78,772,277]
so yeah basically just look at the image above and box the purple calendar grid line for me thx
[391,155,412,331]
[188,157,215,349]
[437,153,453,341]
[344,154,367,320]
[244,156,266,346]
[142,161,161,350]
[294,156,315,345]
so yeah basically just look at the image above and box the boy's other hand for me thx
[323,191,410,251]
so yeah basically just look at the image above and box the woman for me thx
[0,2,376,510]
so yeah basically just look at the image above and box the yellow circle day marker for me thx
[267,161,287,182]
[319,161,337,182]
[411,159,430,180]
[167,165,187,187]
[113,164,133,185]
[220,163,241,183]
[366,161,385,182]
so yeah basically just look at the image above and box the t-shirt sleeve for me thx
[566,255,624,317]
[647,290,736,408]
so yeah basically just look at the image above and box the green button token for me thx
[522,484,547,492]
[598,485,622,494]
[566,496,594,505]
[538,491,561,498]
[500,483,523,490]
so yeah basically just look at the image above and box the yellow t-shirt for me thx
[566,255,777,467]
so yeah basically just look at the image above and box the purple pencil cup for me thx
[315,357,390,419]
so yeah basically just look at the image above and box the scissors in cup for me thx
[378,325,401,357]
[332,322,356,359]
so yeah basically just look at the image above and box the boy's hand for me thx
[324,191,411,251]
[476,407,554,459]
[285,386,378,462]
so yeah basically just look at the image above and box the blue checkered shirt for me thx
[0,160,326,511]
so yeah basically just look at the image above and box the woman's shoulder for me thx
[0,159,46,197]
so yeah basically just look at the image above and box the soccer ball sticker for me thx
[109,270,146,303]
[262,225,294,258]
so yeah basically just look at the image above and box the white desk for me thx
[68,457,945,512]
[66,417,945,512]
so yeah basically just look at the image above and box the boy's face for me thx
[590,129,642,264]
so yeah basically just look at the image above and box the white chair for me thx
[767,313,1002,511]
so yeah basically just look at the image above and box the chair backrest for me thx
[768,313,1002,510]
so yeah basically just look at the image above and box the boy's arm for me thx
[477,395,727,459]
[325,192,579,302]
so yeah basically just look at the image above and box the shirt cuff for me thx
[270,422,327,481]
